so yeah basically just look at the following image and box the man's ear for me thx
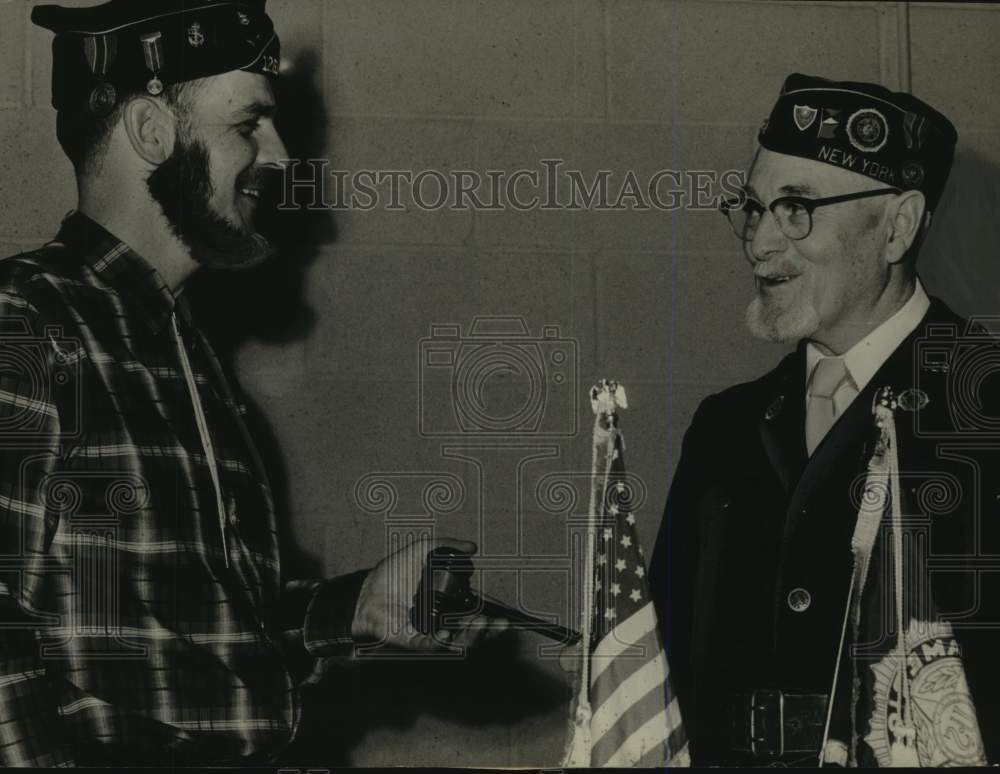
[121,97,177,166]
[884,189,926,265]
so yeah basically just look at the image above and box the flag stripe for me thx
[591,624,663,714]
[667,712,689,761]
[590,601,657,686]
[604,707,672,767]
[592,654,666,744]
[637,738,668,768]
[591,659,670,766]
[669,740,692,767]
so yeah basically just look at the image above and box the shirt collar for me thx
[806,279,931,393]
[54,211,179,335]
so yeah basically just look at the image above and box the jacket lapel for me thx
[759,347,808,494]
[782,298,959,540]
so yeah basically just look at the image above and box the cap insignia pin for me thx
[847,108,889,153]
[188,22,205,48]
[88,82,117,116]
[140,31,165,96]
[793,105,818,131]
[902,162,925,187]
[817,108,840,139]
[765,395,785,421]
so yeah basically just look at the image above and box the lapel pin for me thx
[764,395,785,421]
[897,388,929,412]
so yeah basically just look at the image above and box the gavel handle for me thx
[476,598,581,644]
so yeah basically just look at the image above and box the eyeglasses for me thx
[719,187,902,242]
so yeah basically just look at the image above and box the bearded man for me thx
[651,74,1000,767]
[0,1,497,766]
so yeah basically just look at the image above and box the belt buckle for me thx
[749,689,784,758]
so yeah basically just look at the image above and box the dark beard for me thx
[146,134,275,271]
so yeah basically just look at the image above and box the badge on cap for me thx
[793,105,817,132]
[903,111,929,151]
[847,108,889,153]
[83,34,118,78]
[188,22,205,48]
[237,11,251,26]
[817,108,840,139]
[82,34,119,115]
[902,162,925,187]
[88,82,118,116]
[141,31,165,96]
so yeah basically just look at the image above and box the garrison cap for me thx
[32,0,281,116]
[758,73,958,212]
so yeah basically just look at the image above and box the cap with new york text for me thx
[758,73,958,212]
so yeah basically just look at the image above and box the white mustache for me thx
[753,266,801,280]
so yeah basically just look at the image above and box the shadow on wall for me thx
[184,50,333,580]
[920,148,1000,318]
[287,634,571,767]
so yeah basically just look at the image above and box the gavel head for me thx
[410,546,478,635]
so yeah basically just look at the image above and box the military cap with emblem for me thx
[758,73,958,212]
[32,0,281,117]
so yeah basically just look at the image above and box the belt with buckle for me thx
[730,690,829,758]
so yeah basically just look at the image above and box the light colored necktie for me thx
[806,356,856,456]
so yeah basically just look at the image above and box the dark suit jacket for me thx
[650,297,1000,765]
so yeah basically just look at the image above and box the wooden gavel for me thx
[411,547,581,645]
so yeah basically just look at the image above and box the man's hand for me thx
[350,538,508,651]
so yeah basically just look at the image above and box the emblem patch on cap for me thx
[88,82,117,116]
[188,22,205,48]
[902,162,925,187]
[238,11,251,26]
[817,108,840,139]
[847,108,889,153]
[793,105,818,131]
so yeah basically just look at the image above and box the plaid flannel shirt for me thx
[0,212,365,767]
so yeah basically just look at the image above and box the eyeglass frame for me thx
[719,187,903,243]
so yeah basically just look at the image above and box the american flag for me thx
[564,381,689,768]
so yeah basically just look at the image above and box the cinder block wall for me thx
[2,0,999,767]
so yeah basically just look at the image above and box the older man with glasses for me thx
[650,73,1000,767]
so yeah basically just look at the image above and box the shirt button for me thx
[787,587,811,613]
